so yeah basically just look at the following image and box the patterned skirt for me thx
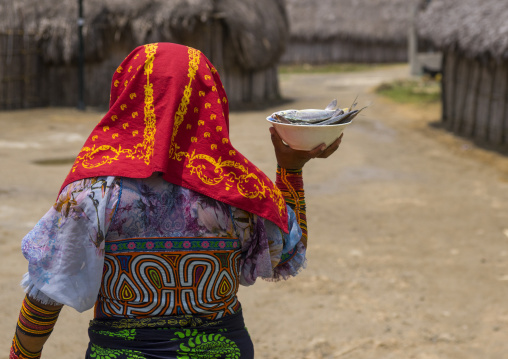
[85,311,253,359]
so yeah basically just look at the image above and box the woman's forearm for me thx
[275,166,307,247]
[10,295,62,358]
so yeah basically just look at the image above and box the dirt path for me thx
[1,65,508,358]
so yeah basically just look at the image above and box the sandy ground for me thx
[2,64,508,358]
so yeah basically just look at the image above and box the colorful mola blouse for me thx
[21,170,306,319]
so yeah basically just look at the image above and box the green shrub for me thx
[375,77,441,104]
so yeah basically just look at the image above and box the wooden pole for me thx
[77,0,85,110]
[408,3,420,75]
[488,62,507,145]
[462,58,481,138]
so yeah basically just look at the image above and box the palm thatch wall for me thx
[417,0,508,147]
[0,0,288,110]
[281,0,420,64]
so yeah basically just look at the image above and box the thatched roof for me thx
[0,0,288,69]
[416,0,508,59]
[285,0,420,44]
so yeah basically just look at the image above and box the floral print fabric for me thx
[21,174,305,312]
[21,177,120,311]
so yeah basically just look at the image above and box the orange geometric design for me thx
[114,80,120,87]
[194,107,199,113]
[103,126,110,132]
[121,104,127,110]
[218,277,231,296]
[160,254,181,267]
[92,135,98,141]
[211,144,217,150]
[204,132,210,138]
[199,91,205,97]
[97,247,242,319]
[120,282,135,301]
[112,133,119,139]
[132,112,138,118]
[123,123,129,129]
[117,66,123,73]
[186,124,192,130]
[198,120,204,126]
[147,269,162,289]
[130,93,137,100]
[132,130,138,137]
[205,103,211,109]
[128,66,133,73]
[216,126,222,132]
[210,114,216,120]
[222,138,228,144]
[204,75,211,80]
[111,115,118,122]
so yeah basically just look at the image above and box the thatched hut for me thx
[281,0,420,64]
[417,0,508,146]
[0,0,288,110]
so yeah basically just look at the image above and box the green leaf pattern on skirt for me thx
[89,343,145,359]
[172,329,241,359]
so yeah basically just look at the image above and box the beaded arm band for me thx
[10,295,62,359]
[10,332,41,359]
[275,166,307,246]
[17,295,61,337]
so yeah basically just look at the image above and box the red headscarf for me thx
[61,43,288,232]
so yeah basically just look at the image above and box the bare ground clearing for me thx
[1,64,508,358]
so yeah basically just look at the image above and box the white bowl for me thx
[266,116,351,151]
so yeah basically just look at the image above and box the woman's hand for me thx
[269,126,343,170]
